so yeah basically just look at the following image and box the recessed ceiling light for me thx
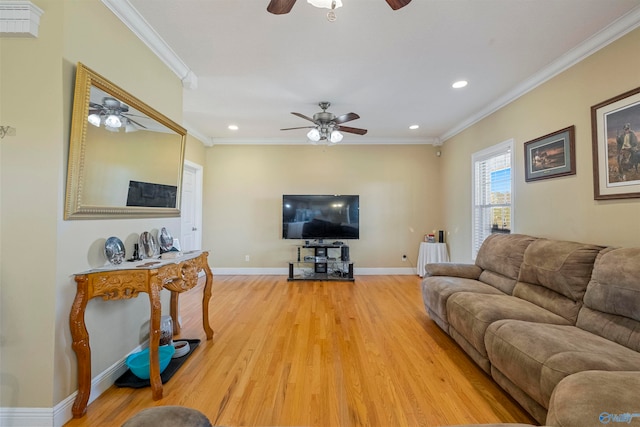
[409,125,419,130]
[228,124,239,130]
[452,80,468,89]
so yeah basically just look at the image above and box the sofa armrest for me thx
[546,370,640,427]
[424,263,482,280]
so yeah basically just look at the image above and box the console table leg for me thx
[148,276,163,400]
[170,291,180,336]
[202,261,214,340]
[69,276,91,418]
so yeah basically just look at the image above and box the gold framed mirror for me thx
[65,63,186,219]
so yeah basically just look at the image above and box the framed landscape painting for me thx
[524,126,576,182]
[591,86,640,200]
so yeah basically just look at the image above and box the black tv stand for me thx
[288,243,354,281]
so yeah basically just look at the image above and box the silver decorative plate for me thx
[139,231,159,259]
[159,227,174,252]
[104,236,125,265]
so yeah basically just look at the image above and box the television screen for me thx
[282,195,359,240]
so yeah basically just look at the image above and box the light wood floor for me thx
[64,275,536,427]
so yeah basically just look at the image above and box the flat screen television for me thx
[282,194,359,240]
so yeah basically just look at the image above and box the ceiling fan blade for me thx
[338,125,368,135]
[267,0,297,14]
[89,102,103,109]
[281,126,314,131]
[385,0,411,10]
[126,117,147,129]
[333,112,360,124]
[291,112,317,124]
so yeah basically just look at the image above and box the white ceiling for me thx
[117,0,640,146]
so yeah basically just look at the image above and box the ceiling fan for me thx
[88,97,147,132]
[267,0,412,14]
[281,101,367,143]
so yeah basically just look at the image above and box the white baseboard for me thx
[54,354,131,427]
[0,407,53,427]
[0,344,139,427]
[211,267,417,276]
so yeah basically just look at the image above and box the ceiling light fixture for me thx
[409,124,419,130]
[307,0,342,21]
[452,80,468,89]
[88,113,101,127]
[307,128,321,142]
[228,124,239,130]
[329,130,343,143]
[104,114,122,128]
[307,0,342,9]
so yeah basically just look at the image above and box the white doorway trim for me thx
[181,160,203,251]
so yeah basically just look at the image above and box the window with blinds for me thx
[472,139,514,260]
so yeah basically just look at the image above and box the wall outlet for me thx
[402,255,407,262]
[245,255,250,262]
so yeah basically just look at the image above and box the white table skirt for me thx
[417,242,449,277]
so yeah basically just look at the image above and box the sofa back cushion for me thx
[513,238,604,323]
[577,247,640,352]
[475,233,537,294]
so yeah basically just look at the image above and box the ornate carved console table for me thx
[69,250,213,418]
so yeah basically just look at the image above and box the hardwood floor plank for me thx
[64,275,537,427]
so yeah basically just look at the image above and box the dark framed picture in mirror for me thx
[64,63,187,219]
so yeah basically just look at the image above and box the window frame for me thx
[471,139,515,260]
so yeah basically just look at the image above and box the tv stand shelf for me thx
[288,243,354,281]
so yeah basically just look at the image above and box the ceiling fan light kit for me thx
[307,0,342,10]
[267,0,411,15]
[88,96,146,133]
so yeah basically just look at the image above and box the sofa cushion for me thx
[513,238,603,323]
[546,371,640,427]
[422,277,505,332]
[475,234,537,294]
[485,320,640,410]
[577,247,640,353]
[447,293,571,360]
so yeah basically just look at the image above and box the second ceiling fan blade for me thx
[385,0,411,10]
[338,126,368,135]
[267,0,297,14]
[291,112,317,123]
[333,112,360,124]
[281,126,315,131]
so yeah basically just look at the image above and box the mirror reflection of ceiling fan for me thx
[88,97,147,132]
[281,102,367,144]
[267,0,412,15]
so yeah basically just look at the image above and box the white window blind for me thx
[472,140,514,260]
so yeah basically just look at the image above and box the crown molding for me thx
[183,121,213,146]
[439,5,640,143]
[209,136,438,146]
[100,0,197,89]
[0,1,43,38]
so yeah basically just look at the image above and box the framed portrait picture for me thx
[524,126,576,182]
[591,86,640,200]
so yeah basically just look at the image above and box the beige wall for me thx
[203,144,442,269]
[185,134,207,166]
[441,27,640,263]
[1,0,185,408]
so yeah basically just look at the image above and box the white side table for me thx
[417,242,449,277]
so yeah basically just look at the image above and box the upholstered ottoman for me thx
[122,406,212,427]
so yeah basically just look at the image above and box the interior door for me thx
[180,161,203,251]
